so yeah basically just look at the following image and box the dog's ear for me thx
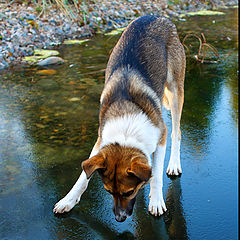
[127,158,152,182]
[81,153,105,179]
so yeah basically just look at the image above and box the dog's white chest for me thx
[100,113,160,157]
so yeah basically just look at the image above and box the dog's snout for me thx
[115,208,128,222]
[113,198,128,222]
[115,214,127,222]
[113,206,128,222]
[113,196,137,222]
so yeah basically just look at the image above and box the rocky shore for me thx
[0,0,238,70]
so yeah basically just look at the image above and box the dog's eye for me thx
[122,190,134,198]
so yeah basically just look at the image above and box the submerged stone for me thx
[37,57,65,66]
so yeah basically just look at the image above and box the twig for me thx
[182,32,220,63]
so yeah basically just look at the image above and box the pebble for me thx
[37,57,65,66]
[0,62,6,70]
[0,0,238,70]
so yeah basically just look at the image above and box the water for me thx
[0,8,238,240]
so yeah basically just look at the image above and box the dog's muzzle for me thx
[115,211,128,222]
[113,197,136,222]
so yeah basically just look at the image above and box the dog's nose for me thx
[115,214,127,222]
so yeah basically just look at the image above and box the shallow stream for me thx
[0,8,238,240]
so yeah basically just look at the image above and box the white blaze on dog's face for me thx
[82,144,152,222]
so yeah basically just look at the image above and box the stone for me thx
[0,62,6,70]
[37,56,65,66]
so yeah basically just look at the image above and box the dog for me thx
[53,15,185,222]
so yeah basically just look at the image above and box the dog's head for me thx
[82,144,151,222]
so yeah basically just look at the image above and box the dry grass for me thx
[1,0,88,20]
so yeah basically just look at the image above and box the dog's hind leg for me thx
[164,47,185,176]
[149,121,167,216]
[165,87,183,176]
[53,137,101,214]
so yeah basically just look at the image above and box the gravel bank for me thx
[0,0,238,70]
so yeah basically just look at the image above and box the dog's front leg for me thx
[53,171,89,213]
[148,144,167,216]
[53,138,101,214]
[148,122,167,216]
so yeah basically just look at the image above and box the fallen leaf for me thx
[63,39,90,45]
[49,136,58,139]
[68,97,81,102]
[36,69,57,75]
[27,20,39,29]
[34,49,59,56]
[23,55,46,63]
[104,27,126,36]
[23,49,60,64]
[54,112,67,116]
[35,123,46,128]
[40,115,49,119]
[179,10,225,18]
[68,81,76,85]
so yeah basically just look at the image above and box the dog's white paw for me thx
[53,195,79,214]
[166,161,182,176]
[148,194,167,216]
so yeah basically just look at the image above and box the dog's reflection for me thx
[54,176,187,240]
[134,177,188,240]
[164,177,188,240]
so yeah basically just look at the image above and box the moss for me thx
[179,10,225,18]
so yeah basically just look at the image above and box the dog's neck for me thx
[100,113,160,161]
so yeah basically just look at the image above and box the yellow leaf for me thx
[35,123,46,128]
[40,115,48,119]
[63,39,89,45]
[34,49,59,56]
[36,69,57,75]
[68,97,81,102]
[68,81,76,85]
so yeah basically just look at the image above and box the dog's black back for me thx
[105,15,177,98]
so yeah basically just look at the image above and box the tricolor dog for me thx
[53,15,185,222]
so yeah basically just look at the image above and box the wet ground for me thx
[0,8,238,240]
